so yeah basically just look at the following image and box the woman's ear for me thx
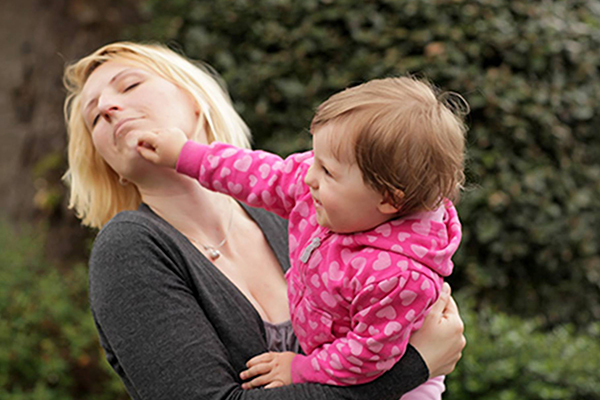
[377,189,404,215]
[191,108,211,143]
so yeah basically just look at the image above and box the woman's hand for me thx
[136,128,188,168]
[409,283,466,378]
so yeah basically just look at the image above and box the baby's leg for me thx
[399,375,445,400]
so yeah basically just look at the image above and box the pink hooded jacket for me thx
[177,141,462,386]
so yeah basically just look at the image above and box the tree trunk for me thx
[0,0,142,263]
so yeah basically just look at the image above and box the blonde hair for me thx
[63,42,251,228]
[311,77,468,217]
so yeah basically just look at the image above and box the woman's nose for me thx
[97,94,123,120]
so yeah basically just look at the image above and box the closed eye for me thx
[92,114,100,127]
[124,82,140,92]
[322,166,332,177]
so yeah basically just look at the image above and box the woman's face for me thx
[80,61,201,181]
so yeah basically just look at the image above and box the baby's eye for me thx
[92,114,100,127]
[322,166,331,176]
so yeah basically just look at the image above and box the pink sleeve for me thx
[176,141,311,219]
[291,264,438,385]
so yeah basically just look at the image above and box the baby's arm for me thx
[292,267,439,386]
[136,131,311,219]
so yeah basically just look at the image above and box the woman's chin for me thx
[124,130,143,149]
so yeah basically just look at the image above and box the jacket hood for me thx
[354,201,461,277]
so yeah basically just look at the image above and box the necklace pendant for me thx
[206,247,221,260]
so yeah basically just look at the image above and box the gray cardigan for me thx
[89,204,428,399]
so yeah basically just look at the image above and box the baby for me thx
[137,76,467,398]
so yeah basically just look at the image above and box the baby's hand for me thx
[240,351,296,389]
[136,128,188,168]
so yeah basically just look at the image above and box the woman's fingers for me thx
[437,294,466,375]
[408,283,467,378]
[430,282,451,316]
[414,283,450,335]
[445,296,465,332]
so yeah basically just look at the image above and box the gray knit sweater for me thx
[89,204,428,399]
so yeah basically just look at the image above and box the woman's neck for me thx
[137,173,236,244]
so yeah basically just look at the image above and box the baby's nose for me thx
[304,165,317,188]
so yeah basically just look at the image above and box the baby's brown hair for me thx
[310,77,468,217]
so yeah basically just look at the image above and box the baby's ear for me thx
[377,189,404,215]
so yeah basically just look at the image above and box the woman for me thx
[64,42,465,399]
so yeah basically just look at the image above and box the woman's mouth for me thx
[114,118,137,143]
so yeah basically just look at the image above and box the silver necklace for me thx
[190,203,235,261]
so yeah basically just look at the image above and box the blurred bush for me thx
[0,221,127,400]
[130,0,600,327]
[446,294,600,400]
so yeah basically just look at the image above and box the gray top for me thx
[89,203,428,399]
[264,319,302,354]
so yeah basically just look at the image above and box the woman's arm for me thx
[89,217,455,399]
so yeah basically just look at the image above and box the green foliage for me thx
[31,151,66,213]
[447,295,600,400]
[131,0,600,326]
[0,222,127,400]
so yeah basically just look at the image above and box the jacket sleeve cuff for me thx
[290,354,310,384]
[175,141,209,178]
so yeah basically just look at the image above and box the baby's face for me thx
[304,123,394,234]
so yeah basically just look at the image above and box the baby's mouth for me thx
[313,196,322,207]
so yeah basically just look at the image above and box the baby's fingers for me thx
[136,131,160,147]
[246,352,275,368]
[240,362,272,381]
[264,380,285,389]
[241,373,277,390]
[137,143,160,164]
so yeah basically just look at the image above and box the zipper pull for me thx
[300,236,321,263]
